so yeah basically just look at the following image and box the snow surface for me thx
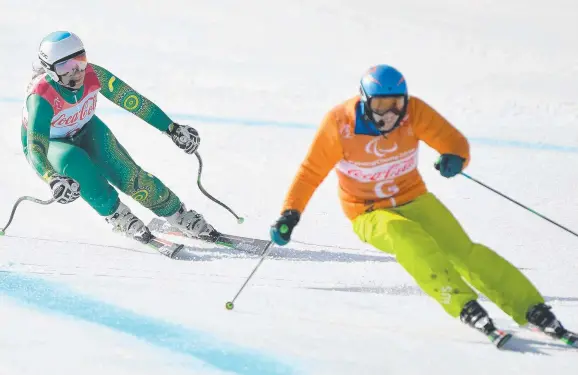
[0,0,577,373]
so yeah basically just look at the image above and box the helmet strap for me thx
[45,69,60,83]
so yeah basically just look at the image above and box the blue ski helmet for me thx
[359,65,409,135]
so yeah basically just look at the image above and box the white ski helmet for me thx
[38,31,87,89]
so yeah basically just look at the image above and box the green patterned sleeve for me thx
[25,94,58,182]
[91,63,173,132]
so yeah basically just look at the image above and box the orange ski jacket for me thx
[281,96,470,220]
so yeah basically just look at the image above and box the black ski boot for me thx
[526,303,578,347]
[460,300,512,348]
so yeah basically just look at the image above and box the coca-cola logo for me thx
[51,95,97,128]
[341,155,417,182]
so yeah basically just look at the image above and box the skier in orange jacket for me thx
[269,64,577,348]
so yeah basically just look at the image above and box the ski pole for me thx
[225,241,273,310]
[194,151,245,224]
[460,172,578,238]
[0,196,55,236]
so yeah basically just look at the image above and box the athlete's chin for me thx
[70,72,86,88]
[66,78,85,90]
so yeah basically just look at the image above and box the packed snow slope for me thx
[0,0,577,374]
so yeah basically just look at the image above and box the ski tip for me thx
[170,244,185,259]
[495,333,513,349]
[560,335,578,348]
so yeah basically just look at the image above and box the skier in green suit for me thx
[22,30,213,243]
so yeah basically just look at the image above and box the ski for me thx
[559,331,578,347]
[560,331,578,347]
[147,218,271,256]
[528,325,578,348]
[146,234,185,258]
[487,329,513,349]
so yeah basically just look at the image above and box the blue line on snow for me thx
[2,96,577,153]
[0,97,20,103]
[0,271,297,375]
[465,137,578,153]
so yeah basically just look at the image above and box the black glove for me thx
[48,174,81,204]
[166,123,200,154]
[270,209,301,246]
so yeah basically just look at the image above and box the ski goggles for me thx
[54,52,88,76]
[368,96,406,116]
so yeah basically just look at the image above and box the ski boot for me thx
[460,300,512,349]
[165,203,218,241]
[526,303,578,347]
[105,202,152,244]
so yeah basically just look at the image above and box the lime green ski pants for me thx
[352,192,544,324]
[22,116,181,217]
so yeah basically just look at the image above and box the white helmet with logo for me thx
[38,31,88,90]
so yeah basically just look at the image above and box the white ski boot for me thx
[105,202,152,244]
[165,203,217,240]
